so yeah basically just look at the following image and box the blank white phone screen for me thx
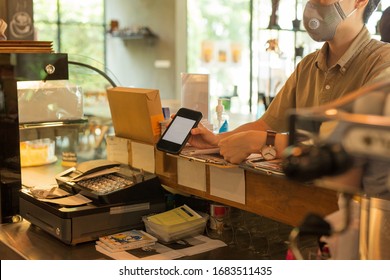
[162,116,196,144]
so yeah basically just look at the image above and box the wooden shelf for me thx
[108,29,158,45]
[111,33,157,39]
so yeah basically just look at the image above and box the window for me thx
[33,0,111,160]
[188,0,390,117]
[187,0,251,115]
[33,0,105,62]
[33,0,107,92]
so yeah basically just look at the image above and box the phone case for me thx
[156,108,202,154]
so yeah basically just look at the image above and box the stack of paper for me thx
[143,204,208,243]
[96,229,157,253]
[240,157,284,176]
[147,204,202,225]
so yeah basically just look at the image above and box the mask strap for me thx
[334,2,348,19]
[346,8,358,18]
[335,0,357,19]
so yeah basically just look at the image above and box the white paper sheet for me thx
[131,141,155,173]
[209,166,246,204]
[177,158,207,191]
[106,136,129,164]
[39,193,92,206]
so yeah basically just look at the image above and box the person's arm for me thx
[218,129,289,164]
[189,118,272,149]
[0,19,7,40]
[227,118,272,134]
[189,55,298,159]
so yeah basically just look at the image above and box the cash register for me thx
[19,159,166,245]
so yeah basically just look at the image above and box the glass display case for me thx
[0,52,70,223]
[0,52,111,223]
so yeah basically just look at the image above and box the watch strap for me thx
[265,130,276,146]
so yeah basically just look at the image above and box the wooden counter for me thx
[157,153,338,227]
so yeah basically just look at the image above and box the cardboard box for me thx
[107,87,164,144]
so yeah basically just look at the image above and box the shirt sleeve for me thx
[260,68,298,132]
[362,42,390,86]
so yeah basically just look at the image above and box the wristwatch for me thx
[260,130,277,160]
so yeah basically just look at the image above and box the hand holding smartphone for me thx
[156,107,203,154]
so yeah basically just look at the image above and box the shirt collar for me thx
[315,26,372,72]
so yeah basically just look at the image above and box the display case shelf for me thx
[19,118,88,130]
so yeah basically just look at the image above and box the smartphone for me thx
[156,107,203,154]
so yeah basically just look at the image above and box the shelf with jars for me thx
[253,0,318,112]
[252,0,390,113]
[107,22,159,46]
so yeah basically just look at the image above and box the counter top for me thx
[0,214,304,260]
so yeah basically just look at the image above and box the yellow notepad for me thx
[147,204,202,226]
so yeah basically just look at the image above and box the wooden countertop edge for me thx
[158,170,338,227]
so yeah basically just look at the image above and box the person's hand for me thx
[188,122,219,149]
[219,130,264,164]
[0,19,7,40]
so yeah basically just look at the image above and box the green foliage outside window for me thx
[33,0,108,93]
[187,0,251,109]
[187,0,250,71]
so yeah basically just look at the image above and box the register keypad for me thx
[77,174,133,195]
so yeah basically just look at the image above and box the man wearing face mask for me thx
[189,0,390,164]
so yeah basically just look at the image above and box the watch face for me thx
[261,145,276,160]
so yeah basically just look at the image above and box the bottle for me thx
[214,98,229,133]
[256,92,266,119]
[230,85,240,113]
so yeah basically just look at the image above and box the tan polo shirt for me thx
[262,26,390,132]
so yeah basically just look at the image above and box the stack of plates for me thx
[0,40,53,53]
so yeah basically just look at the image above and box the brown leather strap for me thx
[265,130,276,146]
